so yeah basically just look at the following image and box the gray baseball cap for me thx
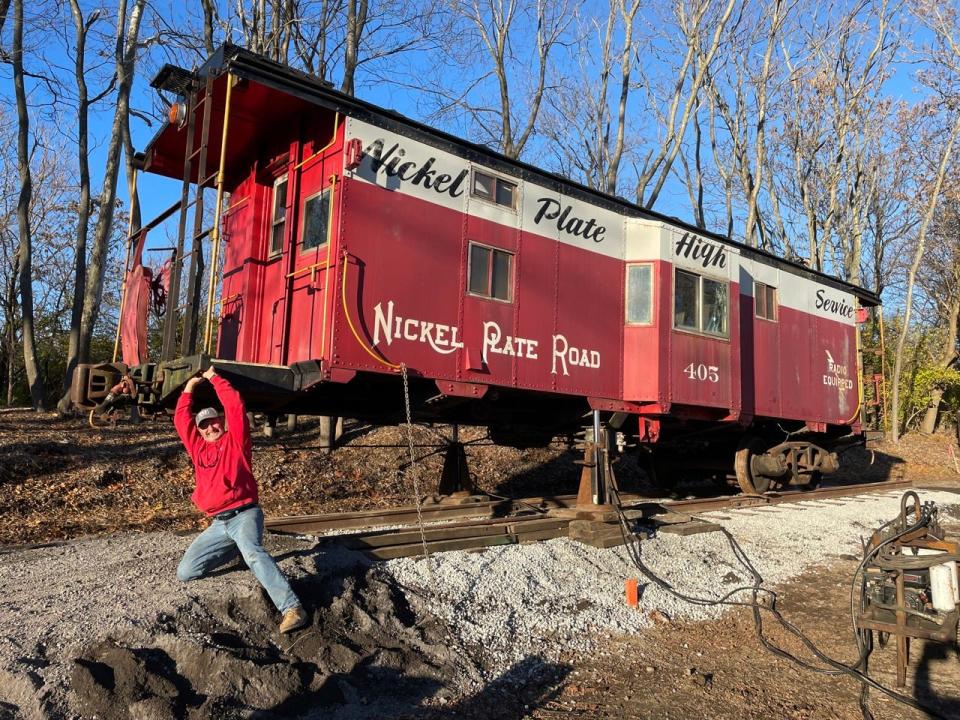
[195,407,222,427]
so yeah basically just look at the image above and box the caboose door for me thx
[285,136,341,365]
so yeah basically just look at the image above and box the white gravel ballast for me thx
[0,487,957,716]
[384,489,960,675]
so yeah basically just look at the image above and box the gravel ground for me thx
[384,489,960,677]
[1,488,957,718]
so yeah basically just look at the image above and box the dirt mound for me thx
[69,564,483,719]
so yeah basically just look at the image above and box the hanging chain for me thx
[401,364,434,571]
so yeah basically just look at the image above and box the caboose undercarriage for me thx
[70,354,859,496]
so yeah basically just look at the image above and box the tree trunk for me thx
[920,294,960,434]
[890,113,960,442]
[919,387,944,434]
[200,0,215,55]
[341,0,367,96]
[58,0,95,415]
[12,0,45,410]
[3,272,15,407]
[77,0,144,366]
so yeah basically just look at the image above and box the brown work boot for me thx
[279,605,308,634]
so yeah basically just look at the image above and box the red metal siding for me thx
[335,177,464,377]
[333,177,622,399]
[210,108,863,432]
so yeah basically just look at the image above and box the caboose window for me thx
[674,269,728,337]
[472,169,517,210]
[269,176,288,256]
[468,242,513,301]
[301,188,331,251]
[754,281,778,321]
[626,264,653,324]
[702,278,728,335]
[674,270,700,331]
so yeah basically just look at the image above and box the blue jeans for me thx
[177,505,301,613]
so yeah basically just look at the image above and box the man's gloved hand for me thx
[185,366,216,393]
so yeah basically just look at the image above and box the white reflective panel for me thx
[755,281,767,319]
[472,171,494,200]
[495,179,516,208]
[469,244,490,295]
[491,249,512,300]
[301,189,331,251]
[273,179,287,222]
[626,265,652,324]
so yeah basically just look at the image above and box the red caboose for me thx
[81,46,880,495]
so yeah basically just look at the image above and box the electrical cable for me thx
[605,465,948,720]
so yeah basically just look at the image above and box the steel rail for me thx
[265,478,913,559]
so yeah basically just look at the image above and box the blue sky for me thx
[2,0,942,276]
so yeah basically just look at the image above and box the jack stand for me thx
[436,425,484,503]
[558,411,619,522]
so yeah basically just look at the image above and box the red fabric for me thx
[120,229,151,367]
[174,375,258,516]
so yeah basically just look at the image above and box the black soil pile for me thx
[69,562,485,719]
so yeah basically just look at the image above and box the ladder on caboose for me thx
[154,66,232,363]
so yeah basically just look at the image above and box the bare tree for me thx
[427,0,574,160]
[200,0,217,55]
[77,0,145,367]
[889,112,960,441]
[541,0,640,193]
[10,0,45,409]
[341,0,367,95]
[889,0,960,440]
[289,0,342,78]
[0,0,10,39]
[700,0,791,246]
[778,0,897,276]
[916,198,960,433]
[634,0,738,210]
[58,0,110,413]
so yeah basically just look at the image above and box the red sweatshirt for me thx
[174,374,258,516]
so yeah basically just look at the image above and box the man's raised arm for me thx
[174,376,203,451]
[206,368,251,452]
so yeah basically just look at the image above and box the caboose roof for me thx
[143,43,880,307]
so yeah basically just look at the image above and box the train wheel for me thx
[734,436,773,495]
[800,470,823,491]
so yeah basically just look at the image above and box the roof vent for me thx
[151,64,199,96]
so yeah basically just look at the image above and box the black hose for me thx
[606,469,948,720]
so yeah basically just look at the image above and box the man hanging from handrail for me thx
[173,366,307,634]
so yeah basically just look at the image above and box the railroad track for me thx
[265,478,913,560]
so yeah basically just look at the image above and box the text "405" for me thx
[683,363,719,383]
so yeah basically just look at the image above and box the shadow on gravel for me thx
[422,656,571,719]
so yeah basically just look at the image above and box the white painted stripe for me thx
[740,256,856,325]
[345,117,858,325]
[345,117,625,259]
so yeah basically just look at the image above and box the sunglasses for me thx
[198,418,223,430]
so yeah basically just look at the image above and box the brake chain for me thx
[401,364,434,574]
